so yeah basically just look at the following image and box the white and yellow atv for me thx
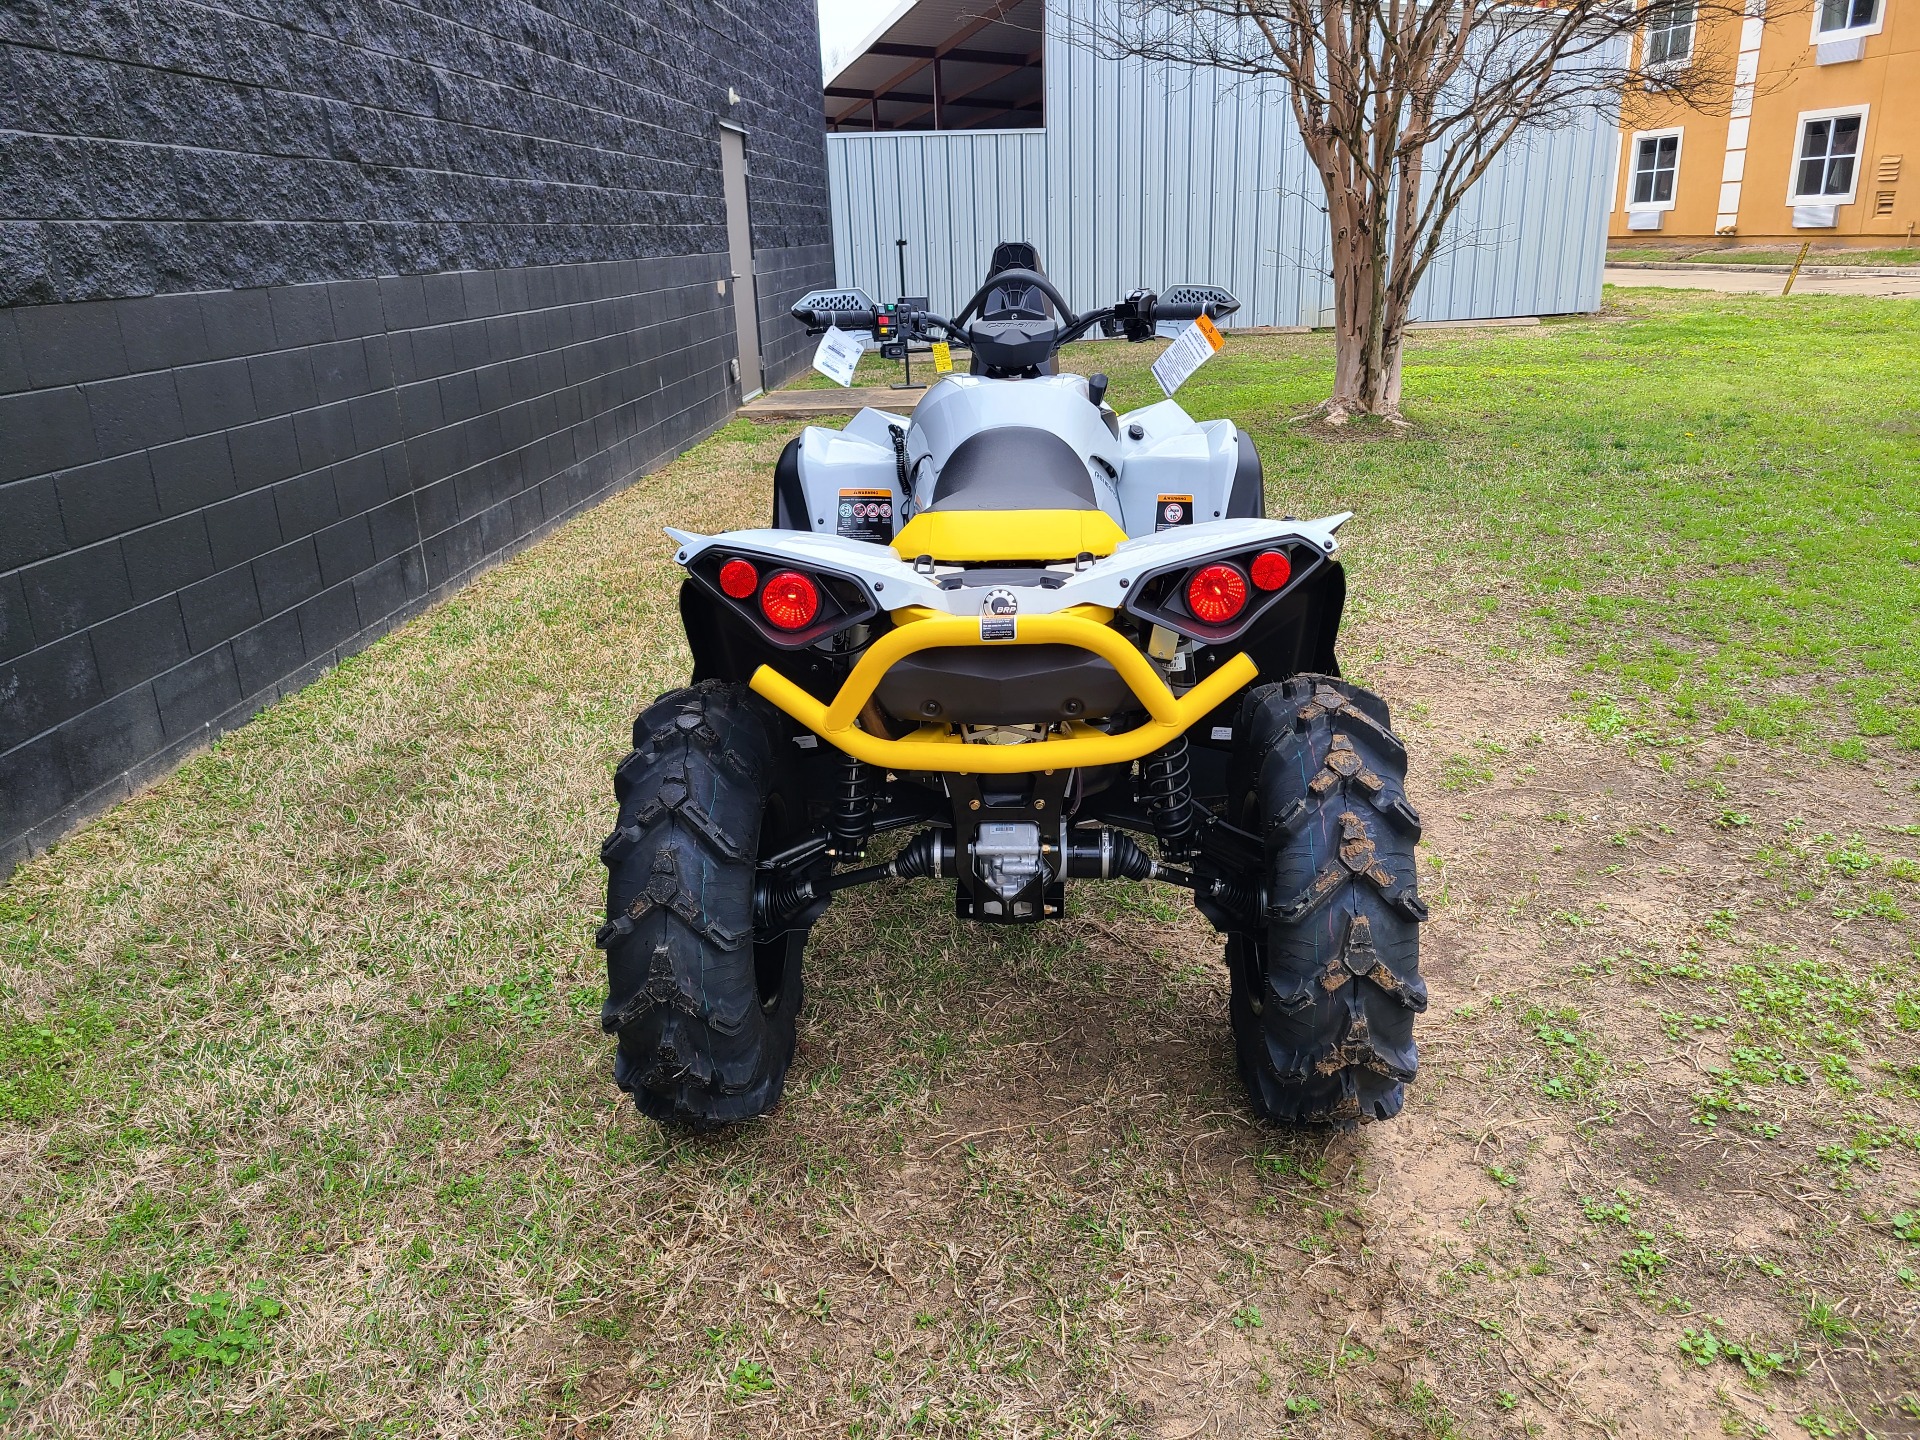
[597,244,1427,1130]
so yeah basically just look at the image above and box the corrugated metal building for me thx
[825,0,1620,328]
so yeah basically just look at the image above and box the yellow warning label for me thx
[931,342,953,374]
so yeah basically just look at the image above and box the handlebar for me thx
[793,294,1236,338]
[789,284,1242,380]
[791,305,879,331]
[1150,302,1217,323]
[951,267,1079,328]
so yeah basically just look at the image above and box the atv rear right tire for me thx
[1226,676,1429,1124]
[597,682,807,1130]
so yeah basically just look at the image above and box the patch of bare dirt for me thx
[5,422,1914,1438]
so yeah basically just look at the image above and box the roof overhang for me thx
[826,0,1046,133]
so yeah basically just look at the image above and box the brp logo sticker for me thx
[980,588,1018,642]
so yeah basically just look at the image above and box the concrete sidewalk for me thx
[740,385,917,418]
[1605,265,1920,298]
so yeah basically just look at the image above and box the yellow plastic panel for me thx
[890,508,1129,562]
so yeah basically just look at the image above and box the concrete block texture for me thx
[0,1,829,305]
[0,0,831,876]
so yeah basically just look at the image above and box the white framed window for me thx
[1627,128,1684,210]
[1812,0,1882,40]
[1789,106,1867,203]
[1644,0,1697,66]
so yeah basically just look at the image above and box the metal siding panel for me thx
[1513,133,1545,317]
[825,8,1618,333]
[1025,132,1049,269]
[1220,76,1248,306]
[876,142,903,299]
[1140,49,1167,296]
[896,141,925,299]
[828,142,853,293]
[1070,35,1096,309]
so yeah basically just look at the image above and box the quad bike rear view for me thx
[596,243,1428,1130]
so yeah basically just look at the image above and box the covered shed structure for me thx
[825,0,1621,330]
[827,0,1046,133]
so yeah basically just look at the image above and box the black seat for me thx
[927,427,1099,512]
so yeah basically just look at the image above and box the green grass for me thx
[1,291,1916,1436]
[1072,290,1920,752]
[804,292,1920,751]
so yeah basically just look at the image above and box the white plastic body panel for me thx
[790,374,1242,545]
[1111,400,1240,535]
[665,514,1352,620]
[793,408,908,534]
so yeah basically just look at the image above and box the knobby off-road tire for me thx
[1226,675,1429,1124]
[596,682,806,1130]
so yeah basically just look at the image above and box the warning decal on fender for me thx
[837,488,895,542]
[1155,494,1195,531]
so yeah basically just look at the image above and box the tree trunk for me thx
[1323,184,1405,422]
[1308,115,1409,424]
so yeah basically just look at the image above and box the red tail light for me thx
[759,571,820,631]
[1186,563,1248,624]
[1250,549,1292,591]
[718,558,759,598]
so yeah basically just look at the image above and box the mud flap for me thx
[1228,429,1266,519]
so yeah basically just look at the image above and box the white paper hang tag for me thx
[1150,313,1225,398]
[812,325,865,387]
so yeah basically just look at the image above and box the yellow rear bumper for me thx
[748,606,1257,775]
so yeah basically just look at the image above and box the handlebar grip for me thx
[1151,302,1213,323]
[792,305,879,332]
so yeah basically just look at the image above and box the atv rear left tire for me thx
[597,682,806,1130]
[1226,676,1429,1124]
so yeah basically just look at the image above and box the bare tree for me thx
[1083,0,1767,420]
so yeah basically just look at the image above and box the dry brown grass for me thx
[3,306,1918,1438]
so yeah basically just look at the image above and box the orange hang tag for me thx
[1150,316,1227,397]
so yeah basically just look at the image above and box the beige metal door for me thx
[719,126,762,398]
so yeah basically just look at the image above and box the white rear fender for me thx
[665,512,1352,619]
[787,409,910,536]
[1114,402,1242,535]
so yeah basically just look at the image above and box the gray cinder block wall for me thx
[0,0,834,877]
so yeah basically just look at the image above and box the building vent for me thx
[1876,155,1903,183]
[1874,191,1897,216]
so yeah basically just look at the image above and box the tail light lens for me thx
[1186,563,1248,624]
[1250,549,1292,591]
[759,571,820,631]
[718,557,759,598]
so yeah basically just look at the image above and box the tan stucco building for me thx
[1610,0,1916,247]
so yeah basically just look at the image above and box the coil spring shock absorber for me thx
[829,753,877,858]
[1140,737,1196,859]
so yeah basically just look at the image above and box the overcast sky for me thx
[818,0,899,78]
